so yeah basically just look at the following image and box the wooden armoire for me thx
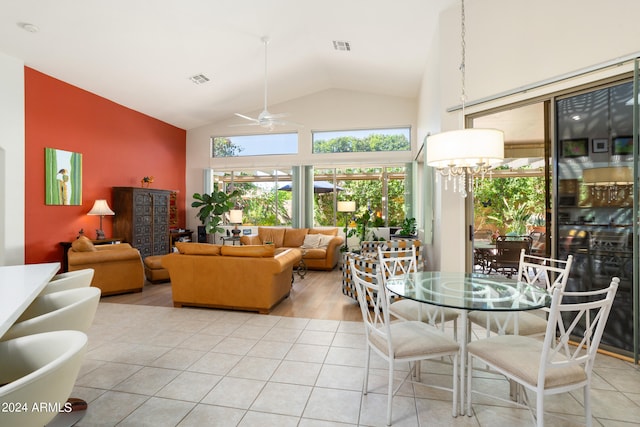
[112,187,171,258]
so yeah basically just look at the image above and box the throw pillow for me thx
[301,234,321,249]
[283,228,309,247]
[175,242,221,255]
[316,234,334,249]
[71,236,96,252]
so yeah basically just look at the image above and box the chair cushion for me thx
[71,236,96,252]
[369,321,459,358]
[389,299,459,323]
[468,310,547,336]
[467,334,586,389]
[283,228,308,247]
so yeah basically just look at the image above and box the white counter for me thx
[0,263,60,337]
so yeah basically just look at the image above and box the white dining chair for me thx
[468,250,573,337]
[2,287,100,341]
[39,268,94,296]
[0,330,88,427]
[378,245,460,340]
[466,277,619,426]
[350,258,460,425]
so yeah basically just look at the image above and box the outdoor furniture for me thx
[466,278,619,426]
[488,235,533,277]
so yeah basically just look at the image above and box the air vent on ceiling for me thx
[332,40,351,51]
[189,74,210,84]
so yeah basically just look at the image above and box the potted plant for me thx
[192,188,241,235]
[397,217,417,237]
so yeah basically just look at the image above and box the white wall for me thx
[0,52,25,266]
[422,0,640,271]
[185,88,419,233]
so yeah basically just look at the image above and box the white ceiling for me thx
[0,0,455,130]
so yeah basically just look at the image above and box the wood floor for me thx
[101,268,363,322]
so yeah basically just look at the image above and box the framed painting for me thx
[592,138,609,153]
[561,138,588,158]
[45,148,82,205]
[613,136,633,155]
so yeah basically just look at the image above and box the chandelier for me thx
[583,166,632,204]
[426,0,504,197]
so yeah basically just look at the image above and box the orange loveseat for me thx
[240,227,344,270]
[162,242,302,314]
[67,236,145,296]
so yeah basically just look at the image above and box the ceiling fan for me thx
[232,36,302,130]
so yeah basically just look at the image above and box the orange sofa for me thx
[67,236,145,296]
[162,242,302,314]
[240,227,344,270]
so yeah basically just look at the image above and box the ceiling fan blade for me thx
[261,112,290,119]
[229,122,260,127]
[234,113,259,122]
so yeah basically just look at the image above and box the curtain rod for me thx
[447,52,640,112]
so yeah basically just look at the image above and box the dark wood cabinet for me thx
[112,187,171,258]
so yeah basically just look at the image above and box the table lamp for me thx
[228,209,243,237]
[337,201,356,252]
[87,199,115,240]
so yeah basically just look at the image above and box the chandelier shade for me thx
[426,128,504,169]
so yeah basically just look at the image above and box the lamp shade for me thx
[87,200,114,216]
[426,128,504,169]
[337,201,356,213]
[228,209,243,224]
[583,167,632,185]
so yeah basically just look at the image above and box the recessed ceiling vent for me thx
[332,40,351,51]
[189,74,210,84]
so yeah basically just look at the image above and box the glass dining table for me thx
[386,271,551,416]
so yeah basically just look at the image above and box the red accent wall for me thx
[24,67,186,265]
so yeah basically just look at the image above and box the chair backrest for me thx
[2,287,101,341]
[377,245,417,283]
[515,249,573,306]
[40,268,94,296]
[540,278,619,385]
[0,330,88,426]
[349,258,392,353]
[495,235,532,260]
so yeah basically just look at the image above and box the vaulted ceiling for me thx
[0,0,455,130]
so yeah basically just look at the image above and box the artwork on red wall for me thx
[44,147,82,205]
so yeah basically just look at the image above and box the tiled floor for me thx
[73,302,640,426]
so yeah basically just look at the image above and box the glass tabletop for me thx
[386,271,550,312]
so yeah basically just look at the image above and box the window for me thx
[212,133,298,157]
[212,165,408,228]
[314,166,407,227]
[312,127,410,153]
[214,168,293,226]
